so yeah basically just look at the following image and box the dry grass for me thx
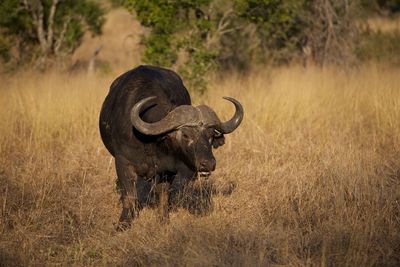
[366,15,400,33]
[1,64,400,266]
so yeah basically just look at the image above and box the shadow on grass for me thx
[135,176,236,216]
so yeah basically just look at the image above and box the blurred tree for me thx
[381,0,400,13]
[361,0,400,14]
[122,0,361,91]
[0,0,105,69]
[304,0,359,66]
[235,0,359,66]
[234,0,308,65]
[123,0,237,93]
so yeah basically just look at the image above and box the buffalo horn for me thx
[216,97,244,134]
[130,96,201,135]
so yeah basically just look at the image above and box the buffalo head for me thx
[130,97,244,176]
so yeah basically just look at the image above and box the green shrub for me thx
[356,30,400,66]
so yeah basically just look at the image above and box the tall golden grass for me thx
[1,65,399,266]
[366,15,400,33]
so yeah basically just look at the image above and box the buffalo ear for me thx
[212,135,225,148]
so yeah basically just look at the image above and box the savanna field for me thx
[0,64,399,266]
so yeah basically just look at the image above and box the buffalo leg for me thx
[115,157,140,231]
[136,176,153,207]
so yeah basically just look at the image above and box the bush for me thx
[124,0,361,92]
[356,30,400,66]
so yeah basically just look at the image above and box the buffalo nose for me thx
[199,158,216,172]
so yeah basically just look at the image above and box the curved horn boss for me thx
[130,96,201,135]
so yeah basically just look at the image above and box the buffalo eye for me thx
[181,131,189,139]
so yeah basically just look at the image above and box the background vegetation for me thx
[0,0,105,70]
[1,0,400,88]
[1,0,400,266]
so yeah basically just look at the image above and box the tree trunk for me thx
[88,46,103,74]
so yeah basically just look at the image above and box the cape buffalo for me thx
[99,65,243,229]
